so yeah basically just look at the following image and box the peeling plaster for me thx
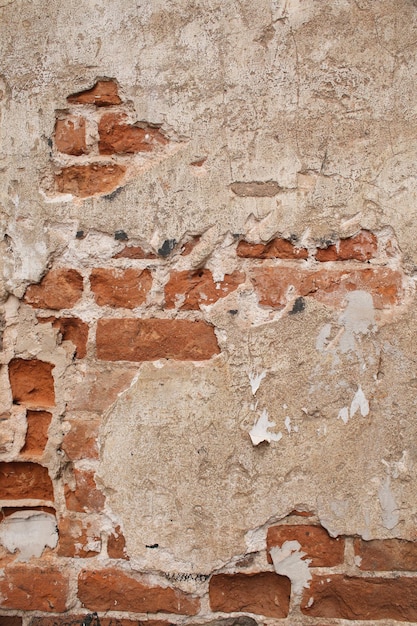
[270,540,312,595]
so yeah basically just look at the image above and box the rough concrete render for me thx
[1,0,417,624]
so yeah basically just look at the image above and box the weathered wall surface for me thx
[2,0,417,624]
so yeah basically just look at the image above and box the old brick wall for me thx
[2,1,417,625]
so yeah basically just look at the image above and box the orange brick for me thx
[209,572,290,618]
[315,230,377,262]
[67,80,122,106]
[21,410,52,456]
[55,116,86,155]
[24,269,83,310]
[0,565,68,612]
[64,469,105,513]
[90,268,152,308]
[57,516,101,558]
[107,525,129,560]
[267,524,344,567]
[78,568,200,614]
[38,316,88,358]
[113,245,157,259]
[0,462,54,500]
[96,318,220,361]
[354,538,417,571]
[301,575,417,621]
[237,238,308,259]
[55,163,126,198]
[165,269,244,309]
[98,113,168,155]
[251,266,403,310]
[62,418,100,461]
[8,359,55,408]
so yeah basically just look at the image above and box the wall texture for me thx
[2,0,417,624]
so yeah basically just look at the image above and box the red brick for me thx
[64,469,105,513]
[0,462,54,500]
[55,164,126,198]
[8,359,55,408]
[30,618,171,626]
[0,617,22,626]
[98,113,168,155]
[181,235,201,256]
[38,316,88,358]
[113,245,157,259]
[65,365,136,412]
[57,516,101,558]
[107,525,129,560]
[315,230,378,262]
[24,269,83,310]
[237,238,308,259]
[354,538,417,571]
[0,565,68,612]
[90,268,152,308]
[67,80,122,106]
[165,269,244,310]
[62,418,100,461]
[55,116,86,155]
[209,572,290,618]
[267,524,344,567]
[21,410,52,456]
[230,181,281,197]
[96,319,220,361]
[301,575,417,621]
[251,266,403,309]
[78,568,200,614]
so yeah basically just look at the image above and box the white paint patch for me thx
[378,476,399,530]
[285,416,291,433]
[270,540,312,595]
[248,370,266,395]
[0,512,58,561]
[338,407,349,424]
[316,323,332,352]
[350,385,369,418]
[338,290,375,353]
[249,409,282,446]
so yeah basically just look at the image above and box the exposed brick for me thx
[65,365,136,412]
[55,116,87,155]
[0,462,54,500]
[107,525,129,559]
[64,469,105,513]
[113,245,157,259]
[78,568,200,614]
[267,524,344,567]
[230,181,281,197]
[0,617,22,626]
[29,617,172,626]
[237,238,308,259]
[67,80,122,106]
[315,230,378,262]
[209,572,290,618]
[251,266,403,309]
[90,268,152,308]
[61,418,100,461]
[0,565,68,612]
[21,410,52,456]
[301,574,417,621]
[181,235,201,256]
[55,164,126,198]
[98,113,168,155]
[8,359,55,408]
[38,316,88,358]
[354,537,417,571]
[57,516,101,558]
[24,269,83,310]
[165,269,244,310]
[96,319,220,361]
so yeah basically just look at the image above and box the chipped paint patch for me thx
[249,409,282,446]
[248,370,266,395]
[338,386,369,423]
[378,476,399,530]
[0,511,58,561]
[270,540,312,595]
[338,290,375,353]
